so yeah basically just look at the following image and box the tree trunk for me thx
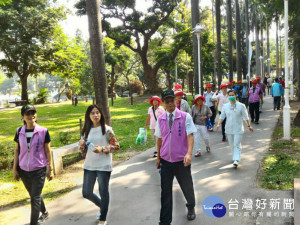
[110,65,115,95]
[165,70,173,90]
[191,0,200,94]
[216,0,222,86]
[267,22,270,77]
[140,59,160,93]
[188,70,194,95]
[211,0,217,84]
[19,75,29,102]
[254,10,260,78]
[235,0,242,81]
[260,20,264,78]
[86,0,111,125]
[276,20,279,77]
[227,0,233,81]
[245,0,249,79]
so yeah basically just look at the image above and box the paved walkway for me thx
[3,96,294,225]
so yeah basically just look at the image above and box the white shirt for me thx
[154,109,197,138]
[219,102,249,134]
[204,91,214,107]
[83,125,113,171]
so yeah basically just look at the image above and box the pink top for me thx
[212,92,229,111]
[148,106,165,129]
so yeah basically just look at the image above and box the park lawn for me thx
[0,96,156,209]
[259,126,300,190]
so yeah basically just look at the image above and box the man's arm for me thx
[184,134,194,167]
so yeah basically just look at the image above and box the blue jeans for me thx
[82,169,111,221]
[227,134,243,162]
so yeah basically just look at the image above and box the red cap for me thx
[206,83,213,88]
[193,94,205,105]
[238,80,242,83]
[256,76,261,80]
[220,84,227,89]
[174,90,184,96]
[227,82,232,86]
[231,80,236,83]
[251,79,257,84]
[174,84,182,91]
[149,96,162,105]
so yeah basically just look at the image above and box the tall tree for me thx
[85,0,111,125]
[244,0,250,79]
[253,8,260,77]
[191,0,200,94]
[0,0,79,101]
[226,0,233,81]
[77,0,184,94]
[215,0,222,85]
[235,0,242,81]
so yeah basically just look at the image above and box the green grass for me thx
[260,127,300,190]
[0,96,156,209]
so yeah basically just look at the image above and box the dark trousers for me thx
[274,96,281,109]
[240,97,248,108]
[209,106,216,125]
[82,169,111,221]
[219,111,226,139]
[159,159,195,225]
[249,101,260,122]
[19,167,47,225]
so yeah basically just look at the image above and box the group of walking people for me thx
[12,76,284,225]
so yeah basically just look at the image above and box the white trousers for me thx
[227,134,243,162]
[151,129,157,151]
[193,125,210,153]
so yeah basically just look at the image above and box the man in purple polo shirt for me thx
[155,90,197,225]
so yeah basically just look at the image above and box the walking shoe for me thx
[255,121,259,124]
[37,211,49,224]
[187,208,196,221]
[233,161,238,167]
[194,151,201,157]
[206,146,211,152]
[98,221,107,225]
[222,137,226,142]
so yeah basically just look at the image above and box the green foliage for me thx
[0,1,87,100]
[0,143,14,170]
[58,131,72,145]
[33,88,49,104]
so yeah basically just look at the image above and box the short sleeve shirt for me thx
[148,106,165,129]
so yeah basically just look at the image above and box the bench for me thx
[9,100,28,106]
[51,143,80,175]
[295,179,300,225]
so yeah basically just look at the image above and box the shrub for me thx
[129,80,143,94]
[33,88,49,104]
[0,143,15,170]
[58,132,72,145]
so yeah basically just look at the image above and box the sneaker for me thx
[98,221,107,225]
[233,161,238,167]
[222,137,226,142]
[187,208,196,221]
[37,211,49,224]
